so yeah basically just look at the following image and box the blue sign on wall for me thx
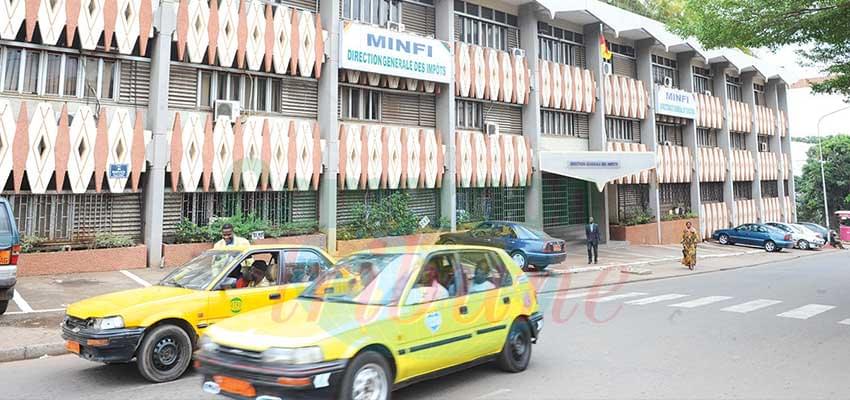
[108,163,129,179]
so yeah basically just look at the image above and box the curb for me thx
[547,248,762,275]
[536,249,829,295]
[0,342,66,363]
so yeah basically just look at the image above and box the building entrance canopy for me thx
[539,151,656,191]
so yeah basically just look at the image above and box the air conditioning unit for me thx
[485,122,500,136]
[386,21,405,32]
[510,48,525,58]
[603,62,613,75]
[704,90,712,97]
[214,100,240,123]
[663,76,673,87]
[759,142,768,152]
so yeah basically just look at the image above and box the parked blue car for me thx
[0,197,20,315]
[437,221,566,270]
[712,223,795,252]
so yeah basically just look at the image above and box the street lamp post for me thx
[815,105,850,231]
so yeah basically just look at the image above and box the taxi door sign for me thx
[230,297,243,314]
[425,312,441,333]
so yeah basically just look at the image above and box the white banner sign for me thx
[339,21,453,83]
[655,86,697,119]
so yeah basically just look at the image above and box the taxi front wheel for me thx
[496,319,532,373]
[339,351,392,400]
[136,324,192,383]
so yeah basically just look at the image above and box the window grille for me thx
[700,182,724,203]
[733,181,753,199]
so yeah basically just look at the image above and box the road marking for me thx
[625,294,689,305]
[586,292,648,303]
[11,290,33,313]
[550,290,611,300]
[669,296,733,308]
[120,269,151,287]
[475,389,512,399]
[6,307,65,315]
[838,319,850,325]
[721,299,783,313]
[777,304,836,320]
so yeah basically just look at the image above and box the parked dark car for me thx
[0,197,20,315]
[437,221,566,270]
[712,223,795,252]
[799,222,829,239]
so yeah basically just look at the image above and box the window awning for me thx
[539,151,656,191]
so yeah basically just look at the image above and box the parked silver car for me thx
[766,222,825,250]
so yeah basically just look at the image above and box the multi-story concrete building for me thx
[0,0,795,266]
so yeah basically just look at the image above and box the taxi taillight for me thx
[10,244,20,265]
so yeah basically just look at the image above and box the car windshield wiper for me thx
[161,279,185,289]
[298,294,325,302]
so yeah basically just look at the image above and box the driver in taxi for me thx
[405,260,449,304]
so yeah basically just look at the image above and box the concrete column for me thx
[318,0,340,253]
[519,5,543,229]
[713,63,735,226]
[143,1,177,268]
[435,0,457,230]
[677,52,701,221]
[766,79,784,221]
[583,23,609,241]
[742,72,762,222]
[635,39,660,242]
[778,84,796,222]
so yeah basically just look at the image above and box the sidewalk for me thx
[0,243,834,363]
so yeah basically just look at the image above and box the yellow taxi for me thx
[61,244,334,383]
[195,245,543,400]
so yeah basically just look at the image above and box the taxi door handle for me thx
[502,297,510,304]
[269,293,281,300]
[459,306,468,315]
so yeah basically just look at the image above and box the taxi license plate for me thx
[65,340,80,354]
[214,375,256,397]
[0,250,9,264]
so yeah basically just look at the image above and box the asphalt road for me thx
[1,251,848,399]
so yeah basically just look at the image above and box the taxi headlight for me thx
[262,346,324,365]
[92,316,124,330]
[198,336,219,353]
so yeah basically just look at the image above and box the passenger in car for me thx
[470,261,496,293]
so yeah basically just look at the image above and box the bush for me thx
[622,210,655,226]
[173,214,318,244]
[21,236,47,253]
[348,192,421,239]
[92,233,135,249]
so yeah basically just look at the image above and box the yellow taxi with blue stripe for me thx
[61,244,334,383]
[195,245,543,400]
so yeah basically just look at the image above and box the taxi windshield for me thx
[299,253,420,306]
[159,250,241,290]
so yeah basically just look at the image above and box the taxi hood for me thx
[65,286,197,319]
[206,299,392,351]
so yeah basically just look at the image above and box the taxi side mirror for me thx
[217,277,238,290]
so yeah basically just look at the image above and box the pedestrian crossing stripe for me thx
[624,294,689,305]
[721,299,783,313]
[586,292,648,303]
[776,304,836,320]
[669,296,733,308]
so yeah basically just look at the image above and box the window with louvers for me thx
[401,1,435,37]
[693,66,713,95]
[700,182,724,203]
[734,181,753,200]
[537,23,585,68]
[540,110,588,137]
[180,191,318,227]
[652,55,678,87]
[454,1,519,51]
[698,128,718,147]
[726,75,743,101]
[754,83,766,106]
[731,132,747,149]
[657,123,684,146]
[606,117,641,143]
[617,184,650,222]
[761,180,779,197]
[659,183,691,214]
[758,135,770,152]
[337,189,440,226]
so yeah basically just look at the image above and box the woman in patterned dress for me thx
[681,221,699,270]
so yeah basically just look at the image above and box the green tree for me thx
[606,0,686,22]
[668,0,850,99]
[795,135,850,226]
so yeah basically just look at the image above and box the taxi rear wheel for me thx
[136,324,192,383]
[496,319,532,373]
[340,351,392,400]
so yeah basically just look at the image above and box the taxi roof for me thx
[347,245,506,256]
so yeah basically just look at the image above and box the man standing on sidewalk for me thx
[586,217,600,264]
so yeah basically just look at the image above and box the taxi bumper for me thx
[61,319,144,362]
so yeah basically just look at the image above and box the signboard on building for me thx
[339,21,453,83]
[108,163,129,179]
[655,86,697,119]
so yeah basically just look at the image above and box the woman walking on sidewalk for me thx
[681,221,699,271]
